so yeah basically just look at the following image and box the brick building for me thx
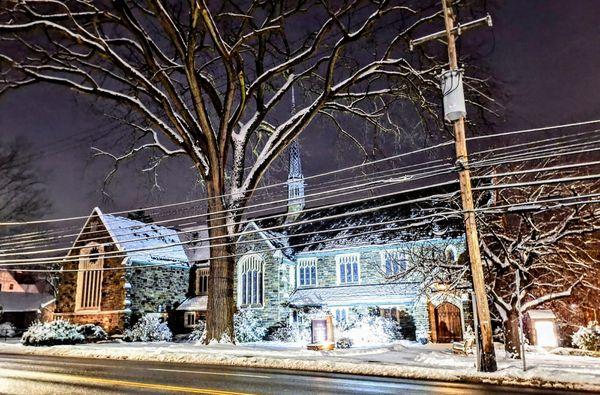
[54,208,189,334]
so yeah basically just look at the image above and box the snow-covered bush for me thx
[188,320,206,342]
[572,321,600,352]
[21,320,85,346]
[124,315,172,342]
[0,322,16,338]
[336,337,353,349]
[77,324,107,342]
[267,321,307,343]
[338,314,401,345]
[234,309,266,343]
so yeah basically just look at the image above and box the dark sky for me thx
[1,0,599,220]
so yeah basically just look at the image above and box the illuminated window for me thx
[336,253,360,284]
[380,250,408,276]
[297,258,317,287]
[195,267,209,296]
[238,254,264,307]
[75,243,104,311]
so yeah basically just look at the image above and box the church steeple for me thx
[287,86,305,218]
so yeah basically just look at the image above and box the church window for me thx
[196,267,209,295]
[297,258,317,287]
[238,254,264,307]
[380,250,408,276]
[336,253,360,285]
[76,243,104,311]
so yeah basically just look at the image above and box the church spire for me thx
[287,86,305,218]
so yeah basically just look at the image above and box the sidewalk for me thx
[0,340,598,392]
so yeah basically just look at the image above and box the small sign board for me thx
[308,315,334,351]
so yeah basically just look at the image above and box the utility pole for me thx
[410,1,497,372]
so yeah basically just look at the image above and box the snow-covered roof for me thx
[0,292,55,312]
[176,295,207,311]
[99,211,189,265]
[289,283,420,307]
[255,185,463,254]
[527,309,556,320]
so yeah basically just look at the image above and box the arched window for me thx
[238,254,264,307]
[297,258,317,287]
[196,267,209,295]
[76,242,104,311]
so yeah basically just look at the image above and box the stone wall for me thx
[55,214,126,334]
[127,263,189,316]
[234,229,292,330]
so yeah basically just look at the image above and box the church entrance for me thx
[433,302,463,343]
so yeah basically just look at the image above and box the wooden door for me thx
[435,302,463,343]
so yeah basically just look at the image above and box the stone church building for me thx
[55,208,189,334]
[184,140,472,343]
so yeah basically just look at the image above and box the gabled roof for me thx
[527,309,556,320]
[100,211,188,264]
[0,292,55,312]
[69,208,189,266]
[176,295,207,311]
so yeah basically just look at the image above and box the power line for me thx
[2,130,599,253]
[4,117,600,228]
[6,191,600,273]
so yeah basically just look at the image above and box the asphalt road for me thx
[0,353,589,395]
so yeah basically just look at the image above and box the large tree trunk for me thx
[504,309,522,359]
[203,180,236,343]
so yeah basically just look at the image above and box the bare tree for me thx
[477,162,600,358]
[0,0,492,341]
[0,137,50,224]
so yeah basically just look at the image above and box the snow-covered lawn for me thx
[0,340,598,392]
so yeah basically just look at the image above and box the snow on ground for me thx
[0,340,598,392]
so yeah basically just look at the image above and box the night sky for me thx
[1,0,599,219]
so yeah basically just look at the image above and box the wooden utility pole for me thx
[411,1,497,372]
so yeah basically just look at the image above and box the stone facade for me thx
[55,213,127,334]
[234,227,294,329]
[234,224,466,341]
[54,209,189,334]
[127,264,189,315]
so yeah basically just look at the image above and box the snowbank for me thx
[0,341,598,392]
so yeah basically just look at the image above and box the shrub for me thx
[0,322,16,338]
[336,337,353,349]
[572,321,600,352]
[338,314,402,345]
[188,320,206,342]
[234,309,266,343]
[124,315,172,342]
[21,320,85,346]
[266,320,308,343]
[77,324,107,342]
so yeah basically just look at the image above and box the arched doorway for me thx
[434,302,463,343]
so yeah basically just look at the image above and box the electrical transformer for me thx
[441,70,466,122]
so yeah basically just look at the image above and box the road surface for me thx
[0,353,588,394]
